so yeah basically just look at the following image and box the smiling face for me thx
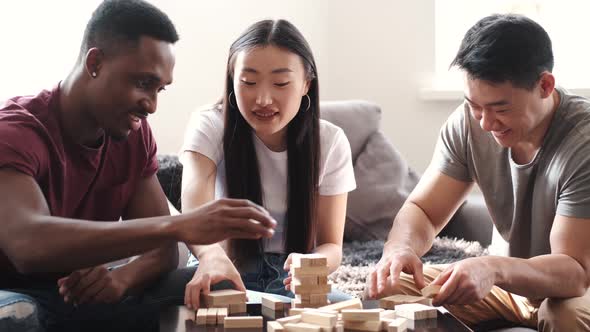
[232,45,310,150]
[463,74,555,151]
[86,36,175,141]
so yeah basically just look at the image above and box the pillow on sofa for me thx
[345,131,420,241]
[320,100,381,161]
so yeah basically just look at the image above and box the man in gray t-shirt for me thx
[367,14,590,330]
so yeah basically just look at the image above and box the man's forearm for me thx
[112,243,179,295]
[491,254,588,299]
[5,213,184,274]
[385,202,438,257]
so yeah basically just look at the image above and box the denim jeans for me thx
[0,267,199,332]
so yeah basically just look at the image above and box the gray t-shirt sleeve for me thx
[434,104,474,182]
[556,151,590,218]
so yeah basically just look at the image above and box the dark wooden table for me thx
[160,300,473,332]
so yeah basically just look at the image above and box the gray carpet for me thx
[329,237,488,298]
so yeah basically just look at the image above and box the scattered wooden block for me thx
[277,314,302,325]
[341,309,383,321]
[380,310,396,319]
[395,303,437,320]
[387,318,408,332]
[268,321,286,332]
[204,289,247,307]
[420,284,442,298]
[285,322,322,332]
[292,266,329,277]
[195,308,207,325]
[262,306,285,320]
[216,307,228,323]
[262,294,284,311]
[379,294,432,309]
[343,320,382,331]
[318,298,363,312]
[301,311,337,327]
[289,308,306,316]
[224,316,263,328]
[206,308,218,325]
[229,302,247,314]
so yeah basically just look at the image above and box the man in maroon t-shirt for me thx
[0,1,276,331]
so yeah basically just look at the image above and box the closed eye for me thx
[241,80,256,86]
[275,82,290,87]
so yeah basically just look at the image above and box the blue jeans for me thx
[0,267,200,332]
[239,253,352,304]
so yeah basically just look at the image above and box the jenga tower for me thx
[290,253,331,308]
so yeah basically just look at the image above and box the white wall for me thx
[0,0,461,172]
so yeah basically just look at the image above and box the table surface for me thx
[159,300,473,332]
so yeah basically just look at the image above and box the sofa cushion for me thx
[344,131,420,241]
[320,100,381,161]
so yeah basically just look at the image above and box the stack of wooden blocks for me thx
[290,254,331,308]
[195,289,259,327]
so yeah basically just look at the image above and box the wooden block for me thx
[216,307,228,323]
[268,321,285,332]
[318,298,363,312]
[229,302,247,314]
[293,275,319,286]
[379,295,432,309]
[335,322,344,332]
[262,306,285,320]
[292,298,307,308]
[289,308,306,316]
[292,266,329,277]
[296,294,311,301]
[276,314,302,325]
[292,254,327,268]
[380,310,396,319]
[341,309,383,321]
[420,284,442,298]
[387,318,408,332]
[285,322,322,332]
[343,320,382,331]
[317,276,328,285]
[262,294,284,311]
[292,281,331,294]
[310,294,328,304]
[224,316,263,328]
[301,311,337,327]
[394,303,437,320]
[195,308,207,325]
[206,308,217,325]
[204,289,247,307]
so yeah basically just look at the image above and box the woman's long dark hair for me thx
[222,19,320,265]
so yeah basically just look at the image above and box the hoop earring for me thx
[228,91,238,108]
[302,94,311,112]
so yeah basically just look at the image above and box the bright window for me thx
[433,0,590,90]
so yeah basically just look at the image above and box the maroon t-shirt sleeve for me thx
[0,119,49,178]
[141,120,159,178]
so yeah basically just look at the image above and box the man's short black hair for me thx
[80,0,179,58]
[451,14,554,89]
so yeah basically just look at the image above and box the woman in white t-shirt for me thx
[180,19,356,308]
